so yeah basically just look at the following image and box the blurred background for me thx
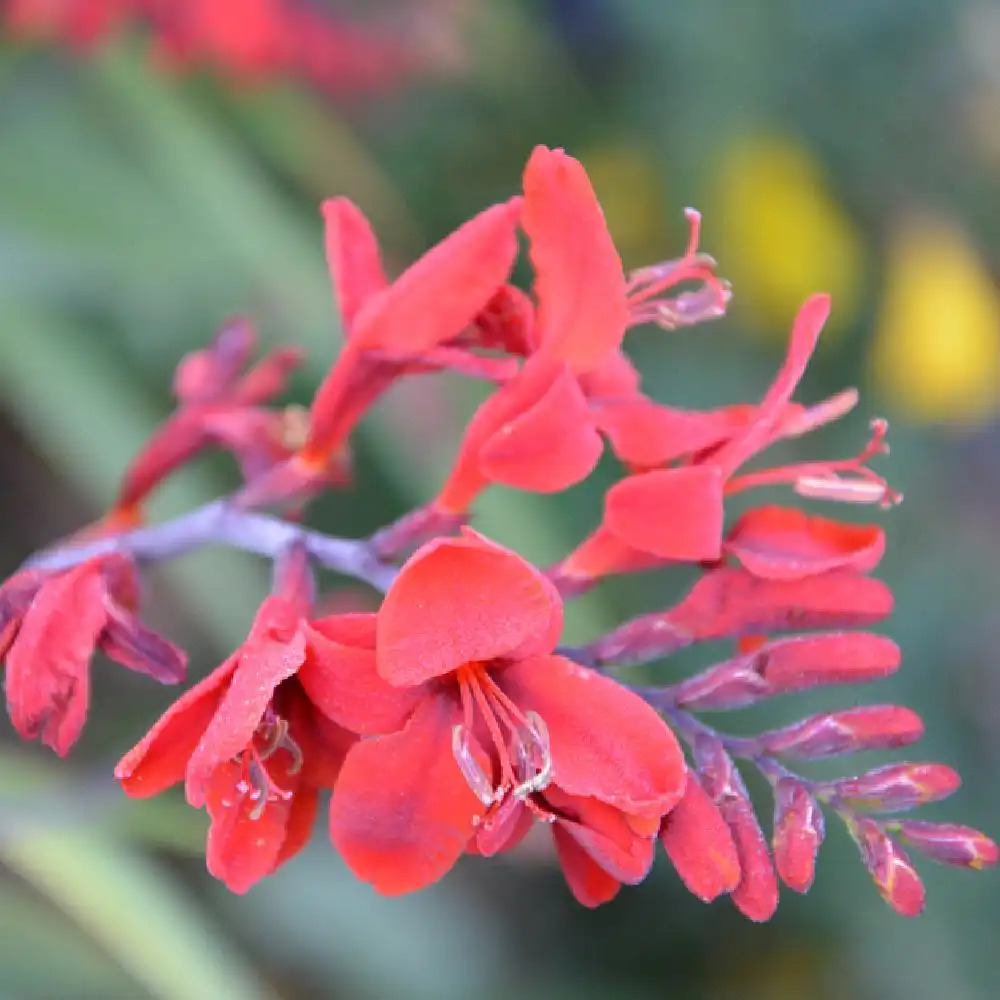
[1,1,999,998]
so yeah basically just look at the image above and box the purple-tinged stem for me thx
[23,499,399,592]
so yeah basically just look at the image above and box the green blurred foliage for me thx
[1,1,999,998]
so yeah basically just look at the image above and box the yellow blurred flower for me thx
[870,216,1000,424]
[712,134,864,335]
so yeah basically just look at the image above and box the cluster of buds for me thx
[2,146,995,915]
[2,0,446,94]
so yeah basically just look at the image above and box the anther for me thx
[511,711,552,799]
[451,724,496,806]
[794,476,896,505]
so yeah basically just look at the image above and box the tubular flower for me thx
[116,591,357,893]
[6,142,995,919]
[237,197,523,510]
[0,555,185,756]
[319,530,686,903]
[109,318,304,528]
[553,295,896,589]
[431,146,730,518]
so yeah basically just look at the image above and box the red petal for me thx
[604,467,725,561]
[172,319,255,404]
[115,409,210,510]
[351,199,521,354]
[328,693,483,894]
[577,350,641,398]
[279,681,356,789]
[99,599,187,684]
[115,654,239,798]
[668,566,895,640]
[545,787,656,884]
[596,399,744,469]
[437,356,601,511]
[377,531,561,686]
[322,197,387,331]
[204,761,291,894]
[522,146,628,373]
[299,622,422,734]
[5,562,108,756]
[477,360,603,492]
[309,612,376,648]
[474,800,533,857]
[272,785,320,873]
[186,598,308,807]
[659,773,741,902]
[500,655,685,816]
[552,824,621,907]
[231,347,303,406]
[726,506,885,580]
[554,525,663,587]
[713,294,831,476]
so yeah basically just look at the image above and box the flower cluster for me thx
[3,146,995,916]
[3,0,447,94]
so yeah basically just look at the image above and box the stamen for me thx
[255,712,304,774]
[794,476,899,506]
[727,417,900,508]
[452,665,553,811]
[511,711,552,799]
[451,724,495,806]
[683,207,702,257]
[245,757,292,820]
[623,209,730,332]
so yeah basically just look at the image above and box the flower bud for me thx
[668,631,899,711]
[722,789,779,922]
[760,705,923,760]
[833,763,961,813]
[848,815,925,916]
[895,821,999,870]
[659,774,741,902]
[772,779,824,893]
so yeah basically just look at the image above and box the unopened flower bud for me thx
[894,821,999,870]
[659,773,741,902]
[833,763,961,813]
[760,705,923,760]
[772,779,824,893]
[847,815,925,917]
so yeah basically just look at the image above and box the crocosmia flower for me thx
[315,529,686,903]
[0,554,185,755]
[116,593,356,892]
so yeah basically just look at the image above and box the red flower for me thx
[315,529,685,903]
[145,0,292,79]
[555,296,897,588]
[1,555,185,755]
[6,0,433,94]
[237,197,522,510]
[111,318,303,525]
[116,594,356,893]
[432,146,728,516]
